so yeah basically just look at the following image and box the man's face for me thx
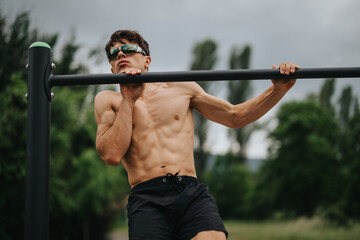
[109,39,151,74]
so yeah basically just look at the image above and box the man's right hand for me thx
[120,68,144,102]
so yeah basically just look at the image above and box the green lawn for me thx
[110,217,360,240]
[224,218,360,240]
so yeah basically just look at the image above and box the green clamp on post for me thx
[29,42,51,49]
[29,42,54,101]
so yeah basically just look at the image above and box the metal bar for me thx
[25,42,52,240]
[49,67,360,87]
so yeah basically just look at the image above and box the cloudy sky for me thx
[3,0,360,158]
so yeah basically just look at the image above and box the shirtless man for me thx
[94,30,299,240]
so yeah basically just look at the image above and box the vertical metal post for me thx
[25,42,52,240]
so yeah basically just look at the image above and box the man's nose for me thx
[117,50,126,58]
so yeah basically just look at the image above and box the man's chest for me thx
[133,89,192,128]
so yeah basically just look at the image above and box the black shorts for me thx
[126,174,228,240]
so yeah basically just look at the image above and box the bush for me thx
[204,153,254,219]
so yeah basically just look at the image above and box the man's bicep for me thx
[94,93,117,139]
[190,88,235,127]
[95,106,117,143]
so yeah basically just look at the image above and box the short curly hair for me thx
[105,30,150,56]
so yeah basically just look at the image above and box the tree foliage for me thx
[0,73,28,239]
[204,152,254,219]
[0,11,129,239]
[252,78,360,224]
[337,88,360,220]
[227,45,258,163]
[252,101,341,218]
[190,39,218,180]
[0,11,57,239]
[0,11,58,92]
[319,78,335,115]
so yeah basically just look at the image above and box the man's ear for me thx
[111,67,114,73]
[145,56,151,69]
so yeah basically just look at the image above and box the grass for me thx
[224,217,360,240]
[109,217,360,240]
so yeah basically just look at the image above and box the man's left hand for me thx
[271,62,300,91]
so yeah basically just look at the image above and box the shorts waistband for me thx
[131,175,199,192]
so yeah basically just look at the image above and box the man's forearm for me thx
[232,85,288,128]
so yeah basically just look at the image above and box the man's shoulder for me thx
[171,81,203,94]
[95,90,121,102]
[94,90,121,111]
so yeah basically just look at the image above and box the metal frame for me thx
[25,42,360,240]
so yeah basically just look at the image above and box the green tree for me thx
[336,87,360,220]
[252,101,341,218]
[0,11,129,239]
[0,11,57,92]
[318,81,360,221]
[190,39,217,180]
[0,73,28,239]
[204,152,254,219]
[203,45,257,219]
[0,11,57,239]
[338,86,352,127]
[319,78,336,115]
[249,78,360,223]
[227,45,258,163]
[337,85,353,165]
[48,37,130,239]
[342,98,360,219]
[190,39,217,71]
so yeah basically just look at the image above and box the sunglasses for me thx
[107,44,147,61]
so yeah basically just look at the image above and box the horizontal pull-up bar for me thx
[49,67,360,87]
